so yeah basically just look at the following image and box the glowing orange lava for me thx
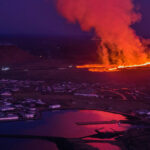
[76,62,150,72]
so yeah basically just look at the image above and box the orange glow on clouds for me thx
[57,0,150,69]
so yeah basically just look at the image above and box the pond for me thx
[0,110,130,150]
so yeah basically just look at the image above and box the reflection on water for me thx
[0,110,130,150]
[89,143,121,150]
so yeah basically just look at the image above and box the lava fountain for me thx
[56,0,150,72]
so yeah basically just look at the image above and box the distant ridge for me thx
[0,45,37,65]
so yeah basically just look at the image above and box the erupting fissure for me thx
[56,0,150,72]
[77,62,150,72]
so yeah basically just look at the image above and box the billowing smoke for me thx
[56,0,149,66]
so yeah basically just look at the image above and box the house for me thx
[0,106,15,111]
[0,114,19,121]
[1,91,12,96]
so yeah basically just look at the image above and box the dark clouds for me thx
[0,0,149,37]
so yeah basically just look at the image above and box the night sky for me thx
[0,0,149,37]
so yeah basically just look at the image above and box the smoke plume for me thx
[56,0,149,66]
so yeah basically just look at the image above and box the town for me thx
[1,78,150,122]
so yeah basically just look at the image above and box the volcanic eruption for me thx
[56,0,150,72]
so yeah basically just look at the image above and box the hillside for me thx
[0,45,36,65]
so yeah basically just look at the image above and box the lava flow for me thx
[76,62,150,72]
[57,0,150,72]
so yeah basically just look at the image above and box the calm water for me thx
[0,110,130,150]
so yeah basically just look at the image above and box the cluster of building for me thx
[1,79,149,100]
[0,96,46,121]
[51,81,148,101]
[0,79,47,121]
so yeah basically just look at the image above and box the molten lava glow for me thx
[57,0,150,69]
[76,62,150,72]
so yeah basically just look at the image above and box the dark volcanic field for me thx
[1,62,150,114]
